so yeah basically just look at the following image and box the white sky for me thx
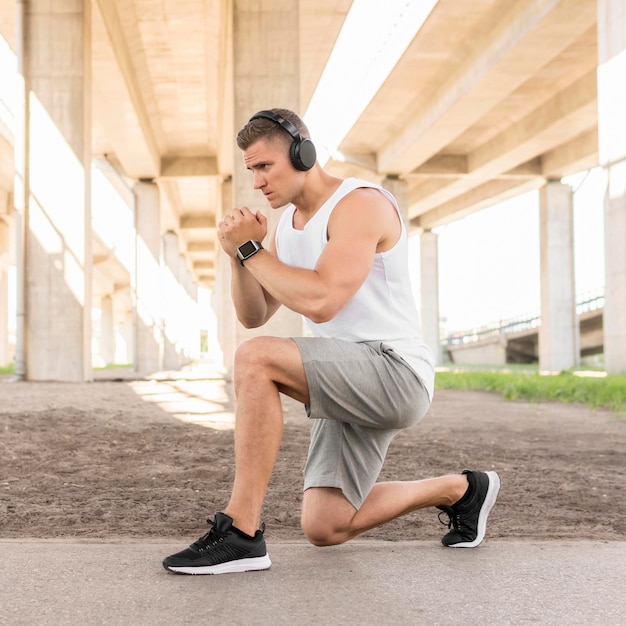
[412,168,606,332]
[304,0,437,163]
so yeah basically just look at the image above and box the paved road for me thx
[1,539,624,625]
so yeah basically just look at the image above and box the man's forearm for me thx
[241,250,336,324]
[230,256,278,328]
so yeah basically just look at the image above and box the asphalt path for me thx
[1,539,624,625]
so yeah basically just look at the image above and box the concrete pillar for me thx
[538,181,578,372]
[15,0,92,381]
[597,0,626,373]
[0,219,8,366]
[162,230,181,371]
[100,294,114,365]
[383,176,435,364]
[382,176,409,224]
[181,260,200,363]
[216,178,238,375]
[420,230,442,366]
[134,180,162,374]
[117,306,133,364]
[230,0,303,357]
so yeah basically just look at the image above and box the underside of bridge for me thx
[0,0,624,379]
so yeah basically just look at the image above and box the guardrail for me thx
[444,289,604,346]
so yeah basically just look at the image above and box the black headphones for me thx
[249,110,317,171]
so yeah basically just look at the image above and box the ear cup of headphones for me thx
[290,137,316,171]
[250,110,316,171]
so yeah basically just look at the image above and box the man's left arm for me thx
[241,188,398,322]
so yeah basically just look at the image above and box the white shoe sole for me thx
[447,471,501,548]
[165,553,272,575]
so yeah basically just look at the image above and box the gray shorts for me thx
[292,337,432,510]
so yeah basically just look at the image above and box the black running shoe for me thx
[437,469,500,548]
[163,512,271,575]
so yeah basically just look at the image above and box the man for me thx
[163,108,500,575]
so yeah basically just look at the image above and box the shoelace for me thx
[437,509,461,531]
[193,518,227,552]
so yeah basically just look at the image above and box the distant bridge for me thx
[444,292,604,365]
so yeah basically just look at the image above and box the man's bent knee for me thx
[234,337,309,404]
[301,488,356,546]
[234,336,276,369]
[301,517,349,547]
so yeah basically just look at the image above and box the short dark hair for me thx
[236,108,311,151]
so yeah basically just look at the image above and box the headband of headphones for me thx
[249,110,316,171]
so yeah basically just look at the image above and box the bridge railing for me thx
[444,288,605,346]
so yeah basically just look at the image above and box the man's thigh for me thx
[292,337,430,430]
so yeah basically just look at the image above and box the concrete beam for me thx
[501,158,543,178]
[408,71,596,216]
[180,216,216,229]
[412,155,468,177]
[330,151,378,172]
[187,241,216,253]
[415,177,543,230]
[192,261,215,271]
[541,128,599,178]
[410,156,541,179]
[468,70,597,174]
[324,157,385,185]
[377,0,594,174]
[93,253,112,265]
[92,0,162,178]
[160,156,218,178]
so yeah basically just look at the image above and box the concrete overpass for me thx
[0,0,625,380]
[445,293,605,366]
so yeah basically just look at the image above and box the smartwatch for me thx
[237,240,263,265]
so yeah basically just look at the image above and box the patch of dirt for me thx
[1,379,624,542]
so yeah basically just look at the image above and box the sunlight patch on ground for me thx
[129,377,235,431]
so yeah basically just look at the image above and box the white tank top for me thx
[275,177,434,398]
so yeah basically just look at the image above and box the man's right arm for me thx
[217,206,281,328]
[229,251,281,328]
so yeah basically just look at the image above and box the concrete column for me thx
[0,219,8,366]
[134,180,162,374]
[99,294,114,365]
[15,0,92,381]
[383,176,436,364]
[181,260,199,363]
[597,0,626,373]
[162,230,181,371]
[231,0,303,354]
[420,230,442,366]
[539,181,578,372]
[382,176,409,224]
[216,178,237,375]
[117,306,133,364]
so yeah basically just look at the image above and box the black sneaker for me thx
[437,469,500,548]
[163,512,271,575]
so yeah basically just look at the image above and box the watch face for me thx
[239,241,257,257]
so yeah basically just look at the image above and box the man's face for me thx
[243,137,302,208]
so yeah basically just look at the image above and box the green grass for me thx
[435,368,626,412]
[0,363,15,376]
